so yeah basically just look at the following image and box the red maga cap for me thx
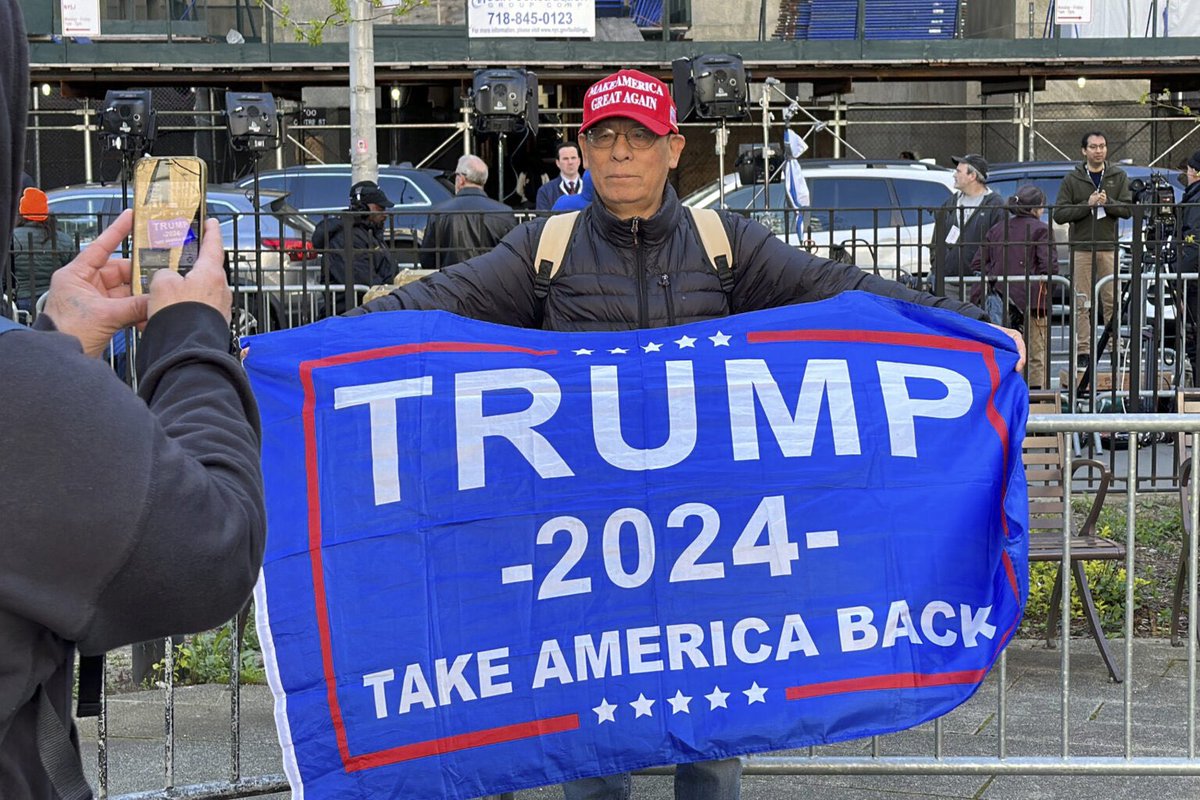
[580,69,678,136]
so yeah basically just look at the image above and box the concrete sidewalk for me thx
[79,638,1200,799]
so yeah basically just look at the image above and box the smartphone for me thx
[131,156,206,293]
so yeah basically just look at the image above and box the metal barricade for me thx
[89,412,1200,797]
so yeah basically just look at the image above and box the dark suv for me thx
[236,164,455,259]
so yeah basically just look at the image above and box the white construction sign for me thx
[61,0,102,36]
[1055,0,1093,24]
[468,0,595,39]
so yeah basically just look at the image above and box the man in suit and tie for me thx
[535,142,583,210]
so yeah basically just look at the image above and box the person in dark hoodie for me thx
[311,179,398,313]
[347,66,1026,800]
[0,3,267,796]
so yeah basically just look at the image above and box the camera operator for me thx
[1178,150,1200,382]
[312,180,398,314]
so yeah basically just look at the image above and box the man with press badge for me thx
[933,153,1006,302]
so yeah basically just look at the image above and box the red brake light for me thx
[262,238,315,261]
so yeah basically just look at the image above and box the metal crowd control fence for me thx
[90,412,1200,798]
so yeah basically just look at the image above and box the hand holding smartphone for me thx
[131,156,207,294]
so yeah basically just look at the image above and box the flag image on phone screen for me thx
[131,156,206,293]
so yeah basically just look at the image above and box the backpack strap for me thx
[532,211,581,301]
[35,685,94,799]
[687,206,735,297]
[530,207,734,319]
[76,655,103,718]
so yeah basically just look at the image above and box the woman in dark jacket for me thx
[970,184,1058,389]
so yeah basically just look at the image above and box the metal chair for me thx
[1026,390,1125,682]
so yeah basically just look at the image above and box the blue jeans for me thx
[562,758,742,800]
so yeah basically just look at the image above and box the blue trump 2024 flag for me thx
[243,291,1029,799]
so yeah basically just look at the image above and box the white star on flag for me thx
[593,698,617,724]
[608,347,629,355]
[744,682,768,704]
[667,690,693,714]
[642,342,663,353]
[709,331,731,347]
[573,348,594,356]
[674,335,696,349]
[706,686,730,710]
[630,693,655,718]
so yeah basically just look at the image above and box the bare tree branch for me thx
[256,0,429,45]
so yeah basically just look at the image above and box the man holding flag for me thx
[350,67,1024,799]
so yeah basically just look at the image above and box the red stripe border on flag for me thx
[299,341,577,772]
[748,328,1023,699]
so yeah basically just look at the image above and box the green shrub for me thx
[1022,554,1152,638]
[151,609,266,686]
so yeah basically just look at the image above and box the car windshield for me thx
[805,178,894,232]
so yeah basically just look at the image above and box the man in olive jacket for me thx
[350,68,1025,800]
[1053,131,1132,364]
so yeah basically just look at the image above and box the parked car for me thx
[235,163,456,261]
[46,183,321,331]
[680,159,956,285]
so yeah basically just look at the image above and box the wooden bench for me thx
[1026,391,1125,682]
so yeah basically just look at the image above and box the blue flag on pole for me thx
[244,292,1028,799]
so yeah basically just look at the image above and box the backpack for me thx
[531,207,735,309]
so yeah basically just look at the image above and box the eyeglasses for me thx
[1086,143,1108,150]
[584,126,661,150]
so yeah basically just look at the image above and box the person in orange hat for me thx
[8,186,75,311]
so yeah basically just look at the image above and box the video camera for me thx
[1130,173,1177,222]
[1129,172,1177,268]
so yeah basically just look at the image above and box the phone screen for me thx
[131,156,206,293]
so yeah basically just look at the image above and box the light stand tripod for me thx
[224,91,279,329]
[714,117,730,209]
[1076,204,1178,432]
[750,76,827,246]
[759,77,861,159]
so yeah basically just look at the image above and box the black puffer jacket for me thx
[351,185,987,329]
